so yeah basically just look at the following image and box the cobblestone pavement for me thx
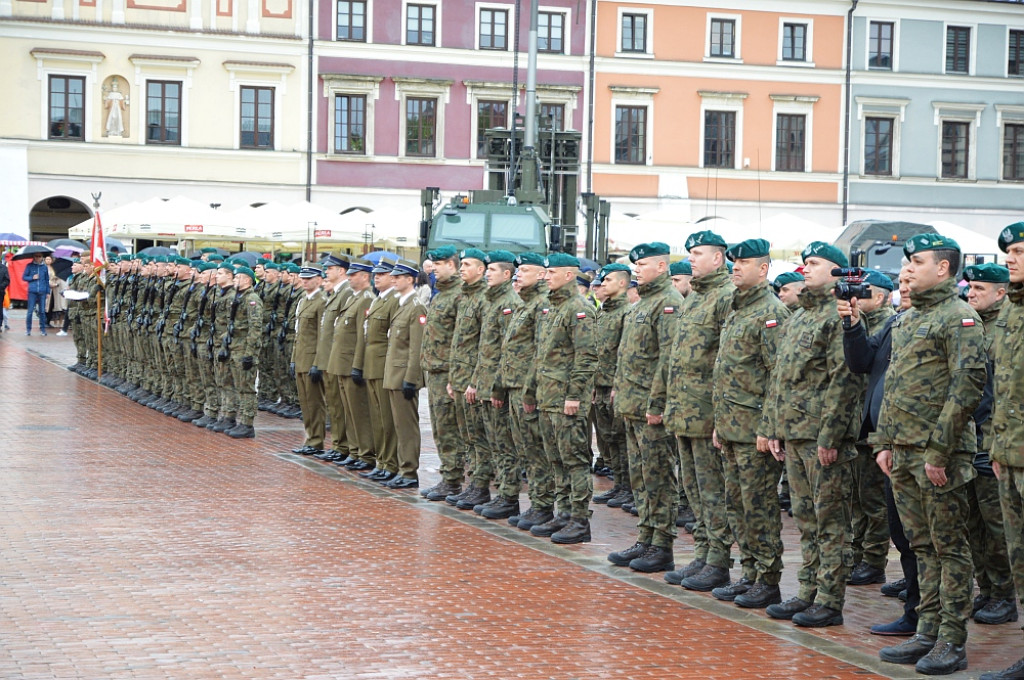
[1,317,1018,679]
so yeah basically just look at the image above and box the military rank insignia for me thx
[961,318,976,327]
[765,319,778,328]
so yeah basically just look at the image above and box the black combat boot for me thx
[975,598,1018,625]
[445,485,475,506]
[711,577,753,602]
[879,633,936,664]
[914,641,967,675]
[848,561,886,585]
[766,596,813,620]
[664,558,706,585]
[516,507,553,531]
[210,417,236,433]
[606,488,633,508]
[734,582,782,609]
[481,496,519,519]
[592,485,620,504]
[676,505,696,527]
[425,482,461,502]
[608,541,649,567]
[980,657,1024,680]
[681,564,730,591]
[456,486,490,510]
[551,517,591,544]
[226,423,255,439]
[529,512,570,537]
[792,603,844,627]
[629,545,675,573]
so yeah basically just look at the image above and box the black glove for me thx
[288,362,296,378]
[309,365,323,383]
[241,356,253,371]
[402,381,417,400]
[350,368,364,387]
[217,349,229,363]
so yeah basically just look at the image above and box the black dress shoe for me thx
[609,541,649,567]
[879,633,937,664]
[291,445,319,455]
[915,641,967,675]
[374,471,397,483]
[359,467,384,478]
[336,456,358,466]
[629,545,675,573]
[386,475,418,489]
[348,460,374,471]
[981,656,1024,680]
[792,603,844,627]
[848,561,887,585]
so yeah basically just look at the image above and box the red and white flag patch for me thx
[576,312,587,319]
[542,308,549,314]
[765,319,778,328]
[962,318,975,327]
[502,308,513,315]
[419,315,427,325]
[664,306,675,314]
[365,309,370,317]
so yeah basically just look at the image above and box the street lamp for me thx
[363,223,375,255]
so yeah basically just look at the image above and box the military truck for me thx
[833,219,936,276]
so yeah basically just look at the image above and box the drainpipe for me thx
[841,0,859,226]
[305,0,314,202]
[586,0,597,192]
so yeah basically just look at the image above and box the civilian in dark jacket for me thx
[0,259,9,333]
[22,253,50,335]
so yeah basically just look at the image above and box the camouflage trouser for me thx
[850,444,890,570]
[216,359,237,420]
[593,387,627,488]
[258,334,279,402]
[426,371,462,484]
[680,436,732,569]
[539,410,591,519]
[677,436,708,560]
[452,390,486,485]
[279,340,298,404]
[968,473,1014,599]
[509,388,546,509]
[71,317,87,364]
[471,402,497,488]
[722,440,783,585]
[81,315,98,369]
[483,400,520,499]
[323,371,349,454]
[201,355,221,416]
[183,342,204,411]
[787,439,855,612]
[161,336,186,403]
[626,418,677,549]
[998,464,1024,639]
[892,446,974,645]
[232,360,258,426]
[340,374,375,463]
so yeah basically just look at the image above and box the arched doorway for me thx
[29,196,92,242]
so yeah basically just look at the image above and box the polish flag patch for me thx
[365,309,370,317]
[576,312,587,319]
[962,318,975,327]
[542,308,549,314]
[419,315,427,325]
[502,308,513,315]
[765,319,778,328]
[664,306,675,314]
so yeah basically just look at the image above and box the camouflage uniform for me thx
[258,281,283,405]
[614,273,684,549]
[661,266,736,570]
[473,279,521,499]
[447,278,488,488]
[159,278,189,406]
[228,285,263,427]
[850,304,896,572]
[66,271,88,366]
[768,282,865,611]
[421,275,464,486]
[500,280,549,510]
[535,284,597,519]
[592,290,630,491]
[873,278,986,645]
[714,281,790,585]
[992,281,1024,645]
[179,277,205,415]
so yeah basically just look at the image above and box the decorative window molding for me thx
[932,102,984,180]
[616,7,653,58]
[943,22,976,76]
[769,94,817,172]
[777,17,813,67]
[698,90,745,169]
[609,85,657,166]
[31,49,104,141]
[705,13,742,63]
[394,76,451,160]
[864,18,899,72]
[323,74,382,157]
[129,54,198,147]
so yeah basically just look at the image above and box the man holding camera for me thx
[873,234,986,675]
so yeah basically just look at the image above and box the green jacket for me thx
[226,286,264,362]
[593,292,629,389]
[613,273,683,420]
[420,274,462,373]
[533,284,597,413]
[713,282,791,444]
[990,283,1024,467]
[474,280,521,398]
[447,278,487,390]
[661,266,735,438]
[864,304,895,335]
[768,282,865,451]
[499,280,548,399]
[873,278,986,469]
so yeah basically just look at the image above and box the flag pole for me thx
[96,285,103,378]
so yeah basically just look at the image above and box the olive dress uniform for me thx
[316,278,353,456]
[355,285,400,474]
[329,284,376,466]
[383,287,427,483]
[292,285,327,451]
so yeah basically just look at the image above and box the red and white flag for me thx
[89,211,107,286]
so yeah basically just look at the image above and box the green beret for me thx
[801,241,849,268]
[256,258,271,267]
[118,253,132,262]
[152,255,166,264]
[196,262,214,272]
[772,271,805,290]
[217,262,235,273]
[629,242,670,263]
[430,245,458,261]
[71,257,80,263]
[265,262,280,271]
[544,252,580,268]
[485,249,517,264]
[903,233,960,258]
[599,263,632,280]
[234,265,255,280]
[285,263,300,274]
[200,247,219,253]
[685,230,728,251]
[459,247,487,263]
[864,270,895,291]
[514,252,546,267]
[726,238,771,261]
[669,260,692,276]
[963,262,1010,284]
[999,222,1024,253]
[207,254,224,262]
[176,256,193,266]
[138,255,150,264]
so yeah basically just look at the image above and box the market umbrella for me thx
[11,244,54,260]
[361,250,401,264]
[0,232,29,242]
[88,237,127,253]
[139,246,176,256]
[52,257,74,281]
[46,238,87,251]
[228,251,260,267]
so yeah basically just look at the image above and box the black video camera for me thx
[831,267,872,302]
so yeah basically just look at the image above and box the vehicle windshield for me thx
[490,214,542,248]
[434,212,486,243]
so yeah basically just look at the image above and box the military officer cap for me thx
[726,238,771,261]
[207,254,224,262]
[429,245,458,261]
[801,241,849,268]
[669,260,692,276]
[903,232,961,258]
[371,256,397,274]
[322,253,350,269]
[629,242,670,263]
[998,222,1024,252]
[772,271,804,290]
[391,261,419,277]
[298,264,323,278]
[459,247,487,264]
[348,259,374,274]
[515,252,546,266]
[234,265,256,280]
[485,249,517,264]
[544,252,580,268]
[217,261,235,273]
[685,230,728,251]
[963,262,1010,284]
[863,270,895,291]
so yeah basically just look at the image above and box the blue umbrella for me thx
[138,246,175,256]
[87,237,127,253]
[0,232,29,242]
[361,250,401,264]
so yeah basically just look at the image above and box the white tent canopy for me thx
[753,213,843,254]
[224,201,366,243]
[68,196,235,241]
[926,220,1002,258]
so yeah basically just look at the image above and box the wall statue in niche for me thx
[101,76,130,138]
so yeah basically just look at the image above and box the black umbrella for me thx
[46,238,87,251]
[139,246,175,256]
[11,244,55,260]
[229,251,260,267]
[52,257,74,281]
[87,237,127,253]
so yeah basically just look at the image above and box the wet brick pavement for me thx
[0,315,1019,679]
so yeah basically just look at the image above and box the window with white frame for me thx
[997,106,1024,181]
[945,25,972,74]
[394,77,450,159]
[1009,29,1024,77]
[406,3,437,46]
[855,96,908,178]
[933,102,984,180]
[540,102,564,130]
[780,22,809,62]
[609,86,656,166]
[337,0,367,42]
[617,8,652,56]
[478,7,508,50]
[868,20,894,70]
[770,94,816,172]
[706,15,740,59]
[324,74,381,157]
[538,10,566,54]
[48,75,85,140]
[240,86,274,149]
[476,99,508,157]
[31,48,103,142]
[698,90,744,169]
